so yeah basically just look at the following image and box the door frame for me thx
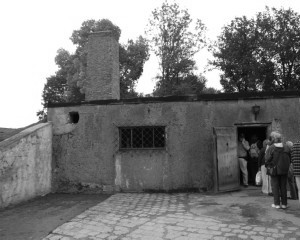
[213,122,272,193]
[234,122,272,132]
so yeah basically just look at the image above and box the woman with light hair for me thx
[265,131,290,209]
[270,131,282,141]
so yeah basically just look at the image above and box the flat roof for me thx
[47,90,300,108]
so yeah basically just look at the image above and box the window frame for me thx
[119,126,166,150]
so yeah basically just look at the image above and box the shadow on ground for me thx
[189,186,300,230]
[0,193,110,240]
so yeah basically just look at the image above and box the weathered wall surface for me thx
[48,97,300,193]
[0,123,52,208]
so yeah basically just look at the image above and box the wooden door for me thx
[213,127,240,192]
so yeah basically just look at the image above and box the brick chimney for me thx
[85,31,120,101]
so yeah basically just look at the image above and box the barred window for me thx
[119,126,165,149]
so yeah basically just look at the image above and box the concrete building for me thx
[48,31,300,193]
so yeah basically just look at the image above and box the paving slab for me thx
[42,187,300,240]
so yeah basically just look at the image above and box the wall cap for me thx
[0,122,52,150]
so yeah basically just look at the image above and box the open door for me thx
[213,127,240,192]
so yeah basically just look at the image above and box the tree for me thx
[38,19,149,119]
[146,1,207,96]
[212,16,266,92]
[212,7,300,92]
[256,7,300,90]
[37,75,67,121]
[54,48,85,102]
[120,36,150,98]
[201,87,221,94]
[153,73,207,96]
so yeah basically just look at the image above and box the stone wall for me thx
[0,123,52,208]
[48,96,300,193]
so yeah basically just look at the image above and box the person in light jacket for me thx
[238,133,250,187]
[265,132,290,209]
[258,139,272,194]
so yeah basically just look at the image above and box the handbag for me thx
[266,165,277,176]
[255,171,262,186]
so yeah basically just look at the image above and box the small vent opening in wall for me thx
[69,112,79,124]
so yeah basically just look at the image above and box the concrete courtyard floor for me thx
[1,187,300,240]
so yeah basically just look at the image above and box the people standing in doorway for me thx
[258,139,272,194]
[291,139,300,206]
[238,133,250,187]
[248,135,261,186]
[265,132,290,209]
[286,141,298,200]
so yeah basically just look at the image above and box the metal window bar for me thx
[119,126,165,150]
[130,128,132,148]
[142,128,144,148]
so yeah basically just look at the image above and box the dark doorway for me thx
[237,126,268,186]
[237,126,267,145]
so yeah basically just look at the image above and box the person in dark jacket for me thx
[291,140,300,205]
[265,132,290,209]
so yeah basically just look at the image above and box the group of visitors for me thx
[238,131,300,209]
[238,133,262,187]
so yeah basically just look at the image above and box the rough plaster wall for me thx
[0,123,52,208]
[48,97,300,192]
[184,102,215,191]
[49,106,116,192]
[113,103,195,191]
[210,98,300,141]
[49,103,214,192]
[114,152,168,191]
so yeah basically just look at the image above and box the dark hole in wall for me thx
[238,127,267,145]
[69,112,79,124]
[237,126,268,186]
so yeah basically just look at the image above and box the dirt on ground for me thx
[0,193,110,240]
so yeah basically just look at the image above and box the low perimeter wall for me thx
[0,123,52,208]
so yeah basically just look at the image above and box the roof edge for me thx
[47,90,300,108]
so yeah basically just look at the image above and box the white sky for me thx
[0,0,299,128]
